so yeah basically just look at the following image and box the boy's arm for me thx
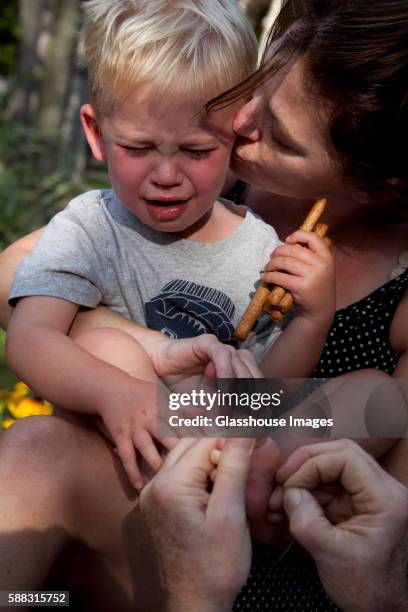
[259,230,335,378]
[0,233,241,380]
[6,295,167,489]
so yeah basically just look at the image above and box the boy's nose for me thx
[233,97,261,141]
[151,158,183,187]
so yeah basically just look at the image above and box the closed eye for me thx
[119,145,152,157]
[182,148,214,159]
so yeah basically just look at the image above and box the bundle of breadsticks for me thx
[234,198,332,342]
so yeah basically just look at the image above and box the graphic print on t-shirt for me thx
[145,279,236,343]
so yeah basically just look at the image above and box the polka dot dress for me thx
[233,544,338,611]
[233,270,408,612]
[226,182,408,611]
[314,268,408,378]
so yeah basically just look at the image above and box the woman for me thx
[0,0,407,609]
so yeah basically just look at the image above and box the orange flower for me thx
[2,417,16,429]
[8,397,53,419]
[0,382,53,429]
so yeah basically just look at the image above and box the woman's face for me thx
[231,57,345,199]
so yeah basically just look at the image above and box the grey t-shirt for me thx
[10,189,283,361]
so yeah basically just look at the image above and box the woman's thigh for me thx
[0,411,163,611]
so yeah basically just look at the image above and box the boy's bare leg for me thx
[74,327,159,383]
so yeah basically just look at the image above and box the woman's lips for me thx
[145,198,190,221]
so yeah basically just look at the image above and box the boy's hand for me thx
[261,231,335,323]
[98,379,176,489]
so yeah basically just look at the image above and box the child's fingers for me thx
[262,255,309,278]
[157,435,179,452]
[116,438,144,489]
[285,230,330,256]
[268,243,317,266]
[259,270,303,293]
[133,429,163,472]
[155,415,180,447]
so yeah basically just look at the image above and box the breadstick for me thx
[269,310,284,323]
[267,286,286,306]
[234,283,271,341]
[300,198,327,231]
[314,222,328,238]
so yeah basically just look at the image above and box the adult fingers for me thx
[161,438,199,469]
[236,349,265,379]
[283,487,335,557]
[208,438,255,518]
[195,334,236,378]
[282,448,391,514]
[164,438,220,485]
[276,439,367,484]
[231,352,264,379]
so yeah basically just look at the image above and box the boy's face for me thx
[81,86,236,236]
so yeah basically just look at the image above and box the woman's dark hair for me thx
[209,0,408,210]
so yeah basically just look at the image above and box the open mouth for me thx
[145,198,189,207]
[144,198,191,221]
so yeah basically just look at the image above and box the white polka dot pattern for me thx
[234,270,408,611]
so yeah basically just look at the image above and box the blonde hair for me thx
[79,0,258,116]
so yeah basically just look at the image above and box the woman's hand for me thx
[147,333,264,380]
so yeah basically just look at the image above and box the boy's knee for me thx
[74,327,156,380]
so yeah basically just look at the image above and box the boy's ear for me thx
[80,104,106,161]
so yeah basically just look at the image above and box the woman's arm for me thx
[0,229,44,329]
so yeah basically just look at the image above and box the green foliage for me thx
[0,121,87,250]
[0,0,19,76]
[0,330,17,390]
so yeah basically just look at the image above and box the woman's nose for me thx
[233,97,261,141]
[151,157,182,187]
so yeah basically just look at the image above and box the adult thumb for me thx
[283,487,334,557]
